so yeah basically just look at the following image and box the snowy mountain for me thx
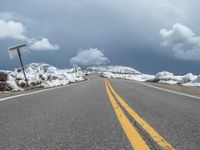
[0,63,86,91]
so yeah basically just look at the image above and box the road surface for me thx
[0,75,200,150]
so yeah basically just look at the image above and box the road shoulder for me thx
[145,82,200,98]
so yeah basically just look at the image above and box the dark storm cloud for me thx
[0,0,200,74]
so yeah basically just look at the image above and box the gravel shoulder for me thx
[146,82,200,97]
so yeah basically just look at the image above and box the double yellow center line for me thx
[105,80,175,150]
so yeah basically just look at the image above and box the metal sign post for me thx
[8,43,29,87]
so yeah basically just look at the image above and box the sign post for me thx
[8,43,29,87]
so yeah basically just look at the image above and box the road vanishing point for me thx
[0,75,200,150]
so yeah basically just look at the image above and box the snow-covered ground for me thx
[1,64,200,92]
[102,72,155,82]
[0,63,86,91]
[153,72,198,85]
[87,66,141,75]
[87,66,200,87]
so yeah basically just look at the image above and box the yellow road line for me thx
[107,80,175,150]
[105,81,150,150]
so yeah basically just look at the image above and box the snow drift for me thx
[87,66,141,75]
[88,66,200,87]
[1,63,200,92]
[0,63,86,91]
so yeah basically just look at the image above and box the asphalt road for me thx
[0,75,200,150]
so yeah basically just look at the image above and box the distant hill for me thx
[87,66,141,75]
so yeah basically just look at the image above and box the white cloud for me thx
[30,38,59,50]
[160,23,200,61]
[0,19,26,40]
[0,12,59,51]
[70,48,110,66]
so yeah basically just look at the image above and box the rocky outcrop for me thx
[0,72,11,91]
[0,82,13,91]
[0,72,8,82]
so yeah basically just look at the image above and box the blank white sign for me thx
[8,45,30,59]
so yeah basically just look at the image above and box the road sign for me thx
[8,43,29,87]
[8,43,29,59]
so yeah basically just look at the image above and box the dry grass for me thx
[147,82,200,97]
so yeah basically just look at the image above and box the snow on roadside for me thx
[154,72,198,85]
[102,72,154,82]
[0,63,86,92]
[91,66,200,87]
[6,74,24,91]
[1,63,200,91]
[87,66,141,75]
[182,75,200,87]
[154,71,183,85]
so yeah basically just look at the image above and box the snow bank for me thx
[6,75,24,91]
[0,63,86,91]
[182,73,197,83]
[1,63,200,91]
[182,75,200,87]
[153,71,183,84]
[155,71,174,80]
[89,66,154,82]
[87,66,141,75]
[0,72,24,91]
[102,72,154,82]
[94,66,200,87]
[153,71,199,86]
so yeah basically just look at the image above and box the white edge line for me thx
[133,80,200,99]
[0,78,89,102]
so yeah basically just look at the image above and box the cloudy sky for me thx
[0,0,200,74]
